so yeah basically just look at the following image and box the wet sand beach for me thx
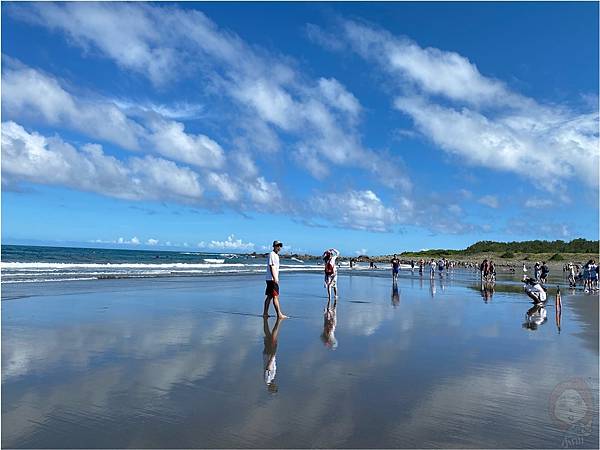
[2,270,598,448]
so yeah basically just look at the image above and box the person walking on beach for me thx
[391,254,400,283]
[418,259,424,276]
[437,258,445,278]
[429,259,436,279]
[323,248,340,306]
[263,240,287,319]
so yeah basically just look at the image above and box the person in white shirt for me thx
[263,240,287,319]
[523,276,547,303]
[263,317,283,392]
[323,248,340,306]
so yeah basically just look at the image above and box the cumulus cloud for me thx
[1,121,204,203]
[8,2,411,190]
[147,238,159,245]
[206,172,240,202]
[310,189,408,232]
[117,237,140,245]
[247,176,283,206]
[342,19,521,107]
[206,234,255,251]
[478,195,499,209]
[394,96,599,191]
[304,187,478,234]
[336,19,599,191]
[2,63,226,169]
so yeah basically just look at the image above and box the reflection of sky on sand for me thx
[2,273,598,448]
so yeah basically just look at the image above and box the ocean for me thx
[0,244,326,283]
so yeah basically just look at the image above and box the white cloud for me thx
[317,77,361,119]
[2,64,226,170]
[9,3,412,190]
[336,20,599,191]
[247,176,282,206]
[9,2,181,86]
[207,234,254,251]
[144,117,225,169]
[478,195,499,209]
[395,96,599,191]
[206,172,239,202]
[147,238,159,245]
[341,19,524,107]
[2,64,142,150]
[117,237,140,245]
[305,23,345,52]
[524,198,553,209]
[310,189,407,232]
[1,121,204,203]
[355,248,368,256]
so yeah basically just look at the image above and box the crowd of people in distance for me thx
[564,260,598,292]
[261,241,584,391]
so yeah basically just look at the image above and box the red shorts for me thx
[265,280,279,297]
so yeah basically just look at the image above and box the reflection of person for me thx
[391,283,400,307]
[263,240,287,319]
[481,282,494,303]
[523,304,547,330]
[555,286,562,333]
[320,304,338,349]
[263,317,283,393]
[429,278,436,297]
[323,248,340,304]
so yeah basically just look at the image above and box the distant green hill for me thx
[401,239,598,257]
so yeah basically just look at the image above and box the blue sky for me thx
[2,2,598,255]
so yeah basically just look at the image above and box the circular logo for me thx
[549,378,594,430]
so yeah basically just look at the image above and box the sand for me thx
[2,270,598,448]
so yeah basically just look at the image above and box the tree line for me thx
[401,239,598,256]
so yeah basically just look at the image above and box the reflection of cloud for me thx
[3,277,598,448]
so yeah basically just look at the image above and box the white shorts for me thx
[325,273,337,287]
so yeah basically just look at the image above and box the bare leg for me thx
[326,284,331,304]
[272,295,288,319]
[263,295,272,317]
[333,286,337,298]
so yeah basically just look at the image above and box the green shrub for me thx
[500,251,515,259]
[549,253,564,261]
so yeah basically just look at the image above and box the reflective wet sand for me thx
[2,271,598,448]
